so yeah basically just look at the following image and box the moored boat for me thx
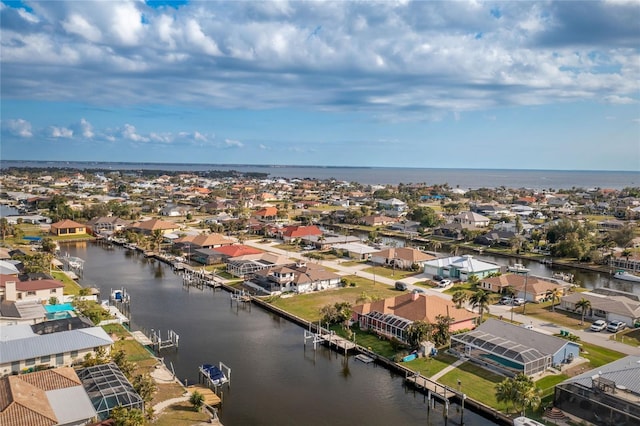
[613,270,640,283]
[507,263,530,273]
[199,363,229,386]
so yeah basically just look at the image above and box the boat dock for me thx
[131,330,154,346]
[186,384,222,406]
[304,325,357,354]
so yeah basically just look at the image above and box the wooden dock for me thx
[131,330,153,346]
[405,373,453,400]
[187,384,222,406]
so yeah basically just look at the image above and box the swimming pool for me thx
[44,303,75,313]
[46,311,74,320]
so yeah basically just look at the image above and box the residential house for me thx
[0,276,64,304]
[352,293,478,344]
[332,243,379,261]
[191,244,263,265]
[423,255,500,281]
[370,247,436,270]
[50,219,87,237]
[303,234,361,250]
[560,289,640,327]
[226,252,296,278]
[280,225,323,243]
[173,233,234,251]
[554,355,640,425]
[377,198,407,213]
[360,215,398,227]
[453,211,490,227]
[253,206,278,221]
[0,367,97,425]
[0,323,113,375]
[251,262,341,294]
[451,319,580,377]
[128,218,180,236]
[86,216,130,236]
[479,274,569,302]
[475,230,518,247]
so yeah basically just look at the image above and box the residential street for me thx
[244,240,640,356]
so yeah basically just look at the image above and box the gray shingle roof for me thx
[561,355,640,395]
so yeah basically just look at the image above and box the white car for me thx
[590,320,607,332]
[437,279,452,288]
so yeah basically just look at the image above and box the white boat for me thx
[507,263,530,273]
[613,271,640,283]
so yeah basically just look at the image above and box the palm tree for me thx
[495,378,515,414]
[545,287,563,313]
[513,374,542,417]
[432,315,453,347]
[406,320,432,348]
[469,289,490,324]
[575,298,591,325]
[452,290,468,309]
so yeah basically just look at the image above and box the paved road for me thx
[243,240,640,356]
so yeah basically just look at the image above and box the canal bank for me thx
[65,241,502,426]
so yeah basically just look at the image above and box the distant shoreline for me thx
[2,160,638,189]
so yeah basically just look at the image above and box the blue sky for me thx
[1,0,639,171]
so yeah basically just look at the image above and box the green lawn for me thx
[268,278,400,322]
[580,341,626,368]
[51,270,82,295]
[362,265,420,280]
[438,361,509,412]
[536,374,568,399]
[404,353,459,378]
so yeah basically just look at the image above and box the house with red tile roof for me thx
[280,225,322,242]
[0,367,97,426]
[253,206,278,221]
[173,233,234,250]
[191,244,263,265]
[352,293,478,344]
[0,276,64,303]
[479,274,570,302]
[50,219,86,237]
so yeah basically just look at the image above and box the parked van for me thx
[395,281,408,291]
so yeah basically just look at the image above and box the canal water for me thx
[64,242,496,426]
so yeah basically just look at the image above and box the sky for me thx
[1,0,639,171]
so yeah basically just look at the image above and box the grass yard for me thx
[51,270,82,295]
[579,341,626,368]
[152,400,211,425]
[268,278,400,322]
[513,303,589,330]
[438,361,509,412]
[362,265,420,280]
[536,374,569,399]
[404,353,459,378]
[616,327,640,346]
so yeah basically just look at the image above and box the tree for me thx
[432,315,452,347]
[495,373,541,416]
[110,406,145,426]
[189,390,205,411]
[405,320,432,348]
[131,373,157,403]
[469,289,490,323]
[575,298,591,325]
[545,288,563,313]
[466,274,480,287]
[407,206,442,228]
[40,237,58,253]
[495,378,516,413]
[451,290,468,309]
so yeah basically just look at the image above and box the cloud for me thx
[2,118,33,137]
[49,126,73,138]
[224,139,244,148]
[604,95,635,104]
[0,1,638,119]
[78,118,94,138]
[121,124,149,142]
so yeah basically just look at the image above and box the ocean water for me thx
[2,160,638,189]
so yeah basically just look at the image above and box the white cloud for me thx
[62,14,102,42]
[122,124,149,142]
[3,119,33,138]
[604,95,635,104]
[79,118,94,138]
[49,126,73,138]
[224,139,244,148]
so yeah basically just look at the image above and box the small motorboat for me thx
[507,263,530,273]
[199,363,229,386]
[613,270,640,283]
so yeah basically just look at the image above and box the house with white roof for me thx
[0,323,113,375]
[559,289,640,327]
[423,255,500,281]
[377,198,407,212]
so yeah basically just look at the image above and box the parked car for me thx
[437,279,452,288]
[513,298,526,306]
[590,320,607,332]
[500,297,513,305]
[395,281,408,291]
[433,275,444,282]
[412,288,427,294]
[607,321,627,333]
